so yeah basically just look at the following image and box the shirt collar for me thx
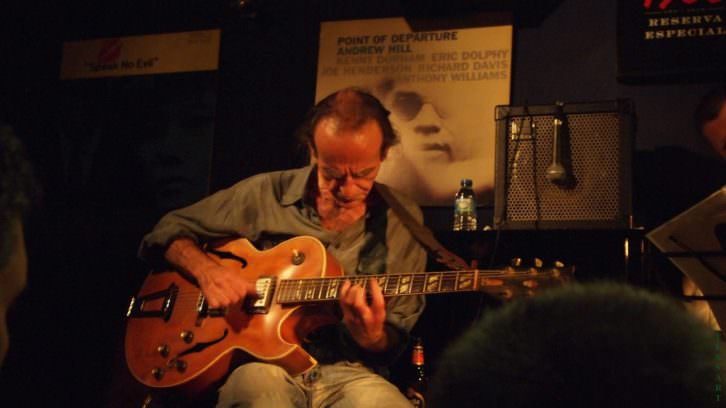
[280,165,316,206]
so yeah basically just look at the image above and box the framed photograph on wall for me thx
[59,30,220,220]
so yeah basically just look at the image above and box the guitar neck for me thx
[275,270,481,304]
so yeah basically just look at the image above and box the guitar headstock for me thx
[478,259,575,301]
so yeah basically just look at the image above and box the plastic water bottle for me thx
[452,179,477,231]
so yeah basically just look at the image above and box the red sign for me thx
[644,0,722,11]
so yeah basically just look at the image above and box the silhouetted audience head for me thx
[0,122,36,366]
[429,283,715,408]
[695,85,726,159]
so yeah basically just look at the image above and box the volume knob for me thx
[157,344,170,357]
[180,331,194,343]
[151,367,165,381]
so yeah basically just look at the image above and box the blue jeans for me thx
[216,361,412,408]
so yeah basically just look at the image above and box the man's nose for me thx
[413,103,443,135]
[338,175,358,195]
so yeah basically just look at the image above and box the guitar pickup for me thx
[247,276,274,314]
[196,294,227,319]
[194,276,275,319]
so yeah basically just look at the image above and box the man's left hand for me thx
[339,278,389,352]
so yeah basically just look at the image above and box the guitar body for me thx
[126,235,573,396]
[125,236,342,394]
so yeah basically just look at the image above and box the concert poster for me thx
[316,17,512,206]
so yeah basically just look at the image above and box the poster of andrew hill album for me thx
[316,17,512,207]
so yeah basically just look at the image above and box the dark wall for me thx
[509,0,724,233]
[512,0,721,155]
[0,0,724,407]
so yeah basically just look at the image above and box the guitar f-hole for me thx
[206,248,248,268]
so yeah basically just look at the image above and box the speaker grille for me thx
[495,101,633,229]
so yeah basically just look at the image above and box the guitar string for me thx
[161,269,560,299]
[154,269,564,310]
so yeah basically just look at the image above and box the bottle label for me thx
[453,196,477,231]
[455,197,473,211]
[411,347,424,365]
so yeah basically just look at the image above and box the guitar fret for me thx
[441,274,456,292]
[294,280,302,301]
[278,281,286,302]
[303,279,313,300]
[311,279,319,301]
[301,279,309,301]
[316,279,324,300]
[326,279,339,299]
[425,273,441,293]
[388,275,400,295]
[287,280,295,302]
[306,279,314,301]
[281,280,290,302]
[385,275,398,296]
[317,279,324,300]
[288,280,295,302]
[457,271,474,290]
[411,274,426,294]
[377,276,388,294]
[382,275,392,295]
[398,275,412,295]
[298,279,305,301]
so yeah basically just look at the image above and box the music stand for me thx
[647,186,726,329]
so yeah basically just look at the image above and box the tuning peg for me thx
[510,257,522,267]
[533,257,543,268]
[554,260,565,268]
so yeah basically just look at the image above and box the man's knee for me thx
[217,363,302,408]
[223,363,292,391]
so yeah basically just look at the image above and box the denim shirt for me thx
[138,165,427,369]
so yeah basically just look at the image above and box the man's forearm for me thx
[164,238,218,281]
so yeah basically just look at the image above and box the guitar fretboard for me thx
[275,271,478,304]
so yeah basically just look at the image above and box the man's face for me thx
[0,218,28,367]
[312,117,385,209]
[703,103,726,159]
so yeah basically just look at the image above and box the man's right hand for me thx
[195,263,257,308]
[165,238,257,308]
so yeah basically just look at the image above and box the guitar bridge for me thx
[247,276,275,314]
[126,283,178,322]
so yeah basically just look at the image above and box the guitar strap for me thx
[375,183,470,270]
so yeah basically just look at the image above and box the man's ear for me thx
[308,143,317,164]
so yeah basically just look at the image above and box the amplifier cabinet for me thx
[494,100,635,229]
